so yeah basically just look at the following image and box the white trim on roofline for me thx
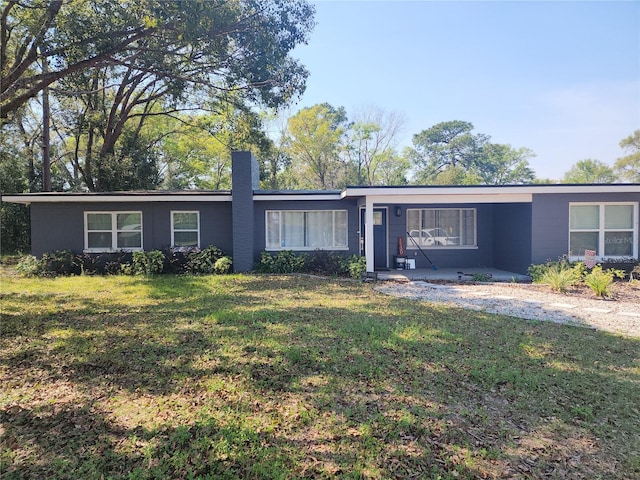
[1,193,232,204]
[253,193,343,201]
[352,193,534,204]
[343,184,640,198]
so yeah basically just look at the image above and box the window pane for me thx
[88,232,112,248]
[570,205,599,229]
[307,211,333,247]
[174,231,198,247]
[334,211,347,247]
[605,205,633,229]
[117,213,141,231]
[569,232,599,256]
[173,212,198,230]
[282,211,304,247]
[604,232,633,256]
[117,231,142,248]
[461,210,475,246]
[407,209,476,248]
[87,213,111,231]
[431,210,460,246]
[266,211,280,248]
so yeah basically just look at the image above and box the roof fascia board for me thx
[1,194,232,204]
[254,193,342,201]
[359,193,533,204]
[343,184,640,197]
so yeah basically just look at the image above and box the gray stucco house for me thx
[3,151,639,274]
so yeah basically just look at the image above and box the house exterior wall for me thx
[30,201,232,257]
[492,203,532,274]
[531,192,640,264]
[388,203,495,269]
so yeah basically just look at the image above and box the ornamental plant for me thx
[583,265,625,298]
[537,262,582,293]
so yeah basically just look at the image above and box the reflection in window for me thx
[266,210,348,250]
[569,203,636,258]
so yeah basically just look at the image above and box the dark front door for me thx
[360,208,388,269]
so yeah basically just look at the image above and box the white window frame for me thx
[265,209,349,251]
[568,202,638,260]
[84,211,143,253]
[171,210,200,249]
[406,208,477,249]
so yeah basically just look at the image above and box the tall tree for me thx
[342,106,406,185]
[407,121,537,185]
[161,108,274,190]
[614,130,640,182]
[407,120,489,184]
[478,144,536,184]
[1,0,315,119]
[561,159,618,183]
[2,0,314,191]
[285,103,348,189]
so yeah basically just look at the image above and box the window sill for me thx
[83,248,143,254]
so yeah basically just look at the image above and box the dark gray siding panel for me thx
[253,199,360,263]
[531,192,640,264]
[31,203,85,256]
[389,204,494,269]
[492,203,532,274]
[30,201,232,257]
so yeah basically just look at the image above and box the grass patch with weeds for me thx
[1,268,639,479]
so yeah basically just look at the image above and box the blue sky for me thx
[290,0,640,180]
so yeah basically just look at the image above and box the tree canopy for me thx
[407,121,535,185]
[615,130,640,182]
[1,0,315,120]
[561,159,617,184]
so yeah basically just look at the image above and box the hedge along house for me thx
[3,151,639,275]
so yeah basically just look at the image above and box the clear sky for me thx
[290,0,640,181]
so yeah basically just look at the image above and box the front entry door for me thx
[360,208,388,269]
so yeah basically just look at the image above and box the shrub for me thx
[347,255,367,279]
[40,250,78,275]
[257,250,308,274]
[583,265,625,297]
[536,262,582,293]
[16,255,42,277]
[214,256,233,274]
[185,245,225,274]
[529,257,586,287]
[131,250,165,276]
[307,250,349,276]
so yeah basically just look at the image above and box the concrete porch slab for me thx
[375,267,531,283]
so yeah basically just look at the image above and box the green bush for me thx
[131,250,165,276]
[185,245,225,274]
[536,262,582,293]
[257,250,309,273]
[40,250,78,275]
[307,250,345,275]
[583,265,625,297]
[257,250,367,279]
[16,255,42,277]
[347,255,367,279]
[214,256,233,274]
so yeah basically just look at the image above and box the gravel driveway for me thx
[376,281,640,338]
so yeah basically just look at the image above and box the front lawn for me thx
[1,270,638,479]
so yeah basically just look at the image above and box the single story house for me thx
[3,151,639,275]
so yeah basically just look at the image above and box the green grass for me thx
[1,268,639,479]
